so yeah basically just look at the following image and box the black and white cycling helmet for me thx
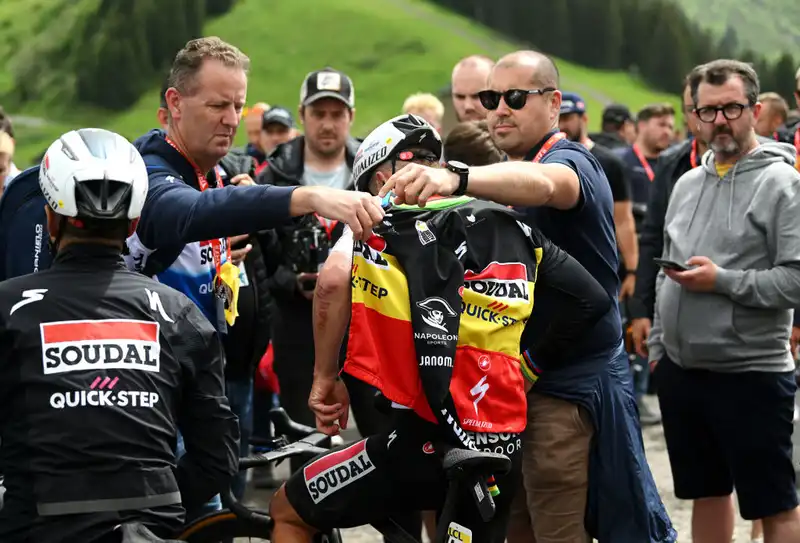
[39,128,148,221]
[352,113,442,192]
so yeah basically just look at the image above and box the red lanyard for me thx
[794,129,800,160]
[164,136,231,280]
[531,132,567,163]
[632,143,655,181]
[690,139,698,169]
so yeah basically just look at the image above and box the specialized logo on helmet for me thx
[463,262,529,303]
[41,319,161,375]
[352,146,388,186]
[416,296,457,332]
[352,121,405,188]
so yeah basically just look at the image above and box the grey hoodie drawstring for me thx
[726,160,742,230]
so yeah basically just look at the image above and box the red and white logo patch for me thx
[478,355,491,372]
[304,439,375,504]
[463,262,529,303]
[422,441,436,454]
[40,319,160,375]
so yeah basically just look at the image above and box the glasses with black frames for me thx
[694,102,753,123]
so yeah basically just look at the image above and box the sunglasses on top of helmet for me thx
[478,88,556,110]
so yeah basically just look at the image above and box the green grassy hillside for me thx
[669,0,800,58]
[5,0,681,168]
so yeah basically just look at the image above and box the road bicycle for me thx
[120,407,511,542]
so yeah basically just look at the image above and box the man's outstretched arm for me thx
[379,161,581,210]
[137,177,384,249]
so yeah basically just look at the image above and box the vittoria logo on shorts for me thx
[447,521,473,542]
[304,439,375,504]
[463,262,529,303]
[40,319,161,375]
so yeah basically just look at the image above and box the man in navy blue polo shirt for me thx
[379,51,675,543]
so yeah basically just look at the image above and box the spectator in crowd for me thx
[402,92,445,133]
[756,92,789,138]
[558,92,638,303]
[443,119,505,165]
[775,67,799,172]
[451,55,494,122]
[259,106,296,162]
[243,101,270,164]
[0,131,13,197]
[615,102,675,422]
[589,103,637,150]
[0,106,20,186]
[649,59,800,543]
[617,104,675,232]
[629,74,709,359]
[257,67,385,473]
[126,39,384,505]
[380,50,675,543]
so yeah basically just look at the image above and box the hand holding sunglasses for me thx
[478,87,556,110]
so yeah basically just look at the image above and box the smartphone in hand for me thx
[653,258,692,272]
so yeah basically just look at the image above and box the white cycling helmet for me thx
[352,113,443,192]
[39,128,148,220]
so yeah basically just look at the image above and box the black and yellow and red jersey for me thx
[343,196,611,449]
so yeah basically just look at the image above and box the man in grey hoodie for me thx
[649,59,800,543]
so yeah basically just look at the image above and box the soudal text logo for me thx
[40,319,161,375]
[463,262,529,303]
[304,439,375,504]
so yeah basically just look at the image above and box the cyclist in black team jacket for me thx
[0,129,239,543]
[269,115,612,542]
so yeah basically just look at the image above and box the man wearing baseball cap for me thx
[259,106,297,163]
[589,103,637,150]
[257,67,388,474]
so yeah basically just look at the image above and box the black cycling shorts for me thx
[285,411,522,543]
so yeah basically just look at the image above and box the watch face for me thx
[447,160,468,171]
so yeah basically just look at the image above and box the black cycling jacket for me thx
[0,243,239,543]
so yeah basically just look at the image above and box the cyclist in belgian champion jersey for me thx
[269,115,613,542]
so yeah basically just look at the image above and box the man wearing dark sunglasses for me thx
[649,59,800,543]
[379,51,675,543]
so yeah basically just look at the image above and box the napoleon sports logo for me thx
[463,262,529,303]
[304,439,375,504]
[40,319,160,375]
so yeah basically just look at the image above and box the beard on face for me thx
[709,124,741,156]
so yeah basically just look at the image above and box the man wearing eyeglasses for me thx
[649,59,800,543]
[379,50,675,543]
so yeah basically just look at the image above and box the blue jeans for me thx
[226,378,254,500]
[620,300,649,400]
[175,432,222,520]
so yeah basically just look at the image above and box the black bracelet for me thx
[625,269,637,276]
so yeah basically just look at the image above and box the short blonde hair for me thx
[758,92,789,123]
[0,131,14,156]
[402,93,445,120]
[168,36,250,95]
